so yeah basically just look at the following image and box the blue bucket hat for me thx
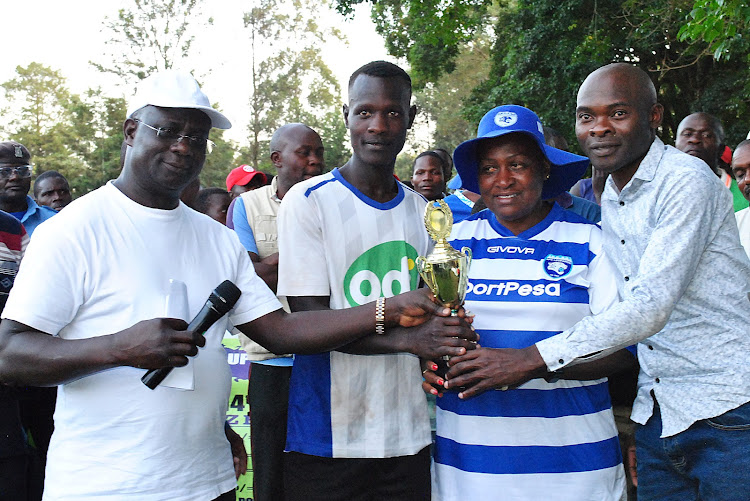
[453,105,589,199]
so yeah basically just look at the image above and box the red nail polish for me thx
[431,363,438,371]
[437,379,444,386]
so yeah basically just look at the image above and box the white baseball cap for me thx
[127,70,231,129]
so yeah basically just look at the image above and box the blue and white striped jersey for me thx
[277,168,432,458]
[434,204,626,500]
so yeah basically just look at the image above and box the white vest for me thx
[238,177,291,360]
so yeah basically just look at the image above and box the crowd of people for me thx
[0,59,747,501]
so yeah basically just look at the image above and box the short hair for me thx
[33,170,69,197]
[432,148,454,179]
[734,139,750,157]
[348,61,412,95]
[543,126,570,151]
[412,151,446,176]
[194,187,229,214]
[269,123,316,154]
[679,112,725,144]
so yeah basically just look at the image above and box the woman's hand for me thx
[420,359,444,397]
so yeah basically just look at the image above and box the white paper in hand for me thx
[160,279,195,390]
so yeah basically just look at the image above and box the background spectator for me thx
[33,171,72,212]
[226,165,267,200]
[195,187,231,225]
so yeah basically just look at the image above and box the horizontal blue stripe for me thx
[449,236,595,264]
[465,279,589,303]
[435,435,622,474]
[473,329,561,349]
[437,381,612,418]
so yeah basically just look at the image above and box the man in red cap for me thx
[226,165,267,200]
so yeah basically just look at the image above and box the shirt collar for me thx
[270,176,281,203]
[631,136,666,184]
[603,137,665,199]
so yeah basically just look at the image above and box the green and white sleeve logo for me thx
[344,241,420,307]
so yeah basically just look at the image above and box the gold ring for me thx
[422,369,429,375]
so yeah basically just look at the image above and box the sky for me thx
[2,0,395,143]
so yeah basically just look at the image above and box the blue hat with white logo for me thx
[453,105,589,199]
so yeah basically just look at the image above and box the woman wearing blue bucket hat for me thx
[425,105,636,500]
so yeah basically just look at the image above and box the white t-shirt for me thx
[277,168,432,458]
[3,182,281,501]
[736,207,750,260]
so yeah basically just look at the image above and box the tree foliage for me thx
[335,0,494,87]
[340,0,750,151]
[65,89,128,194]
[467,0,750,149]
[678,0,750,61]
[243,0,350,173]
[1,64,127,196]
[414,34,492,152]
[91,0,212,83]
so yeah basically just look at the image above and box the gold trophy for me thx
[416,200,472,379]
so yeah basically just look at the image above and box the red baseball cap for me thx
[226,165,267,191]
[721,145,733,165]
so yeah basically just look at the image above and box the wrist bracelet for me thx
[375,297,386,335]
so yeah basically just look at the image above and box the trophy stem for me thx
[433,309,460,376]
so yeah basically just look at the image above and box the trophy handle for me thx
[415,256,436,292]
[461,247,472,270]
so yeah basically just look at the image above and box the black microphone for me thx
[142,280,242,390]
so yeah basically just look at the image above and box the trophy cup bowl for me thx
[416,200,472,379]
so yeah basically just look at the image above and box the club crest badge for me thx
[494,111,518,128]
[543,254,573,279]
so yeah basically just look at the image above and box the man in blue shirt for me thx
[0,142,57,235]
[0,141,57,495]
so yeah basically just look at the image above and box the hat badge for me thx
[494,111,518,128]
[14,146,23,158]
[242,165,254,172]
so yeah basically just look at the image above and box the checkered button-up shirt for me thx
[537,137,750,437]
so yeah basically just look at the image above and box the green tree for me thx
[414,33,492,152]
[335,0,494,87]
[201,128,238,189]
[1,63,82,178]
[339,0,750,150]
[678,0,750,61]
[468,0,750,148]
[91,0,212,83]
[243,0,350,172]
[65,89,128,194]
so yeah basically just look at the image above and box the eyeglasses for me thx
[0,165,32,179]
[135,119,215,154]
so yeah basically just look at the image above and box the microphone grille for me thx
[213,280,242,314]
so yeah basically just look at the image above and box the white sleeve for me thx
[227,230,283,326]
[537,171,722,370]
[276,184,331,298]
[3,220,86,335]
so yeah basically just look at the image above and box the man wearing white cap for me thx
[0,70,475,500]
